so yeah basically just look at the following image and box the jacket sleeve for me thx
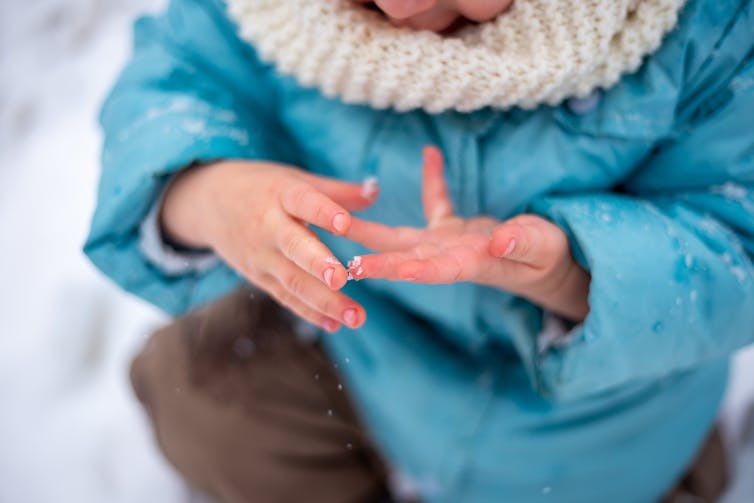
[515,47,754,401]
[84,0,298,315]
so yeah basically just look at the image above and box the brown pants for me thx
[130,288,728,503]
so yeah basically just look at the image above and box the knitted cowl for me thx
[227,0,686,113]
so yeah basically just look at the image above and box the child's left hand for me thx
[345,146,590,322]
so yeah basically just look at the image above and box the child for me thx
[85,0,753,501]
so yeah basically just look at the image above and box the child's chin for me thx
[399,14,461,33]
[357,2,460,33]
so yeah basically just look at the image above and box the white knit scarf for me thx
[227,0,686,113]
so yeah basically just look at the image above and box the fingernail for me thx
[323,267,334,288]
[503,239,516,257]
[332,213,347,233]
[323,319,340,333]
[342,308,357,327]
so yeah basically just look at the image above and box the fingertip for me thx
[352,306,367,329]
[423,145,443,165]
[360,176,380,201]
[342,306,367,329]
[490,236,516,259]
[322,319,341,333]
[347,255,366,281]
[331,266,349,290]
[489,225,518,258]
[323,257,349,289]
[331,211,351,235]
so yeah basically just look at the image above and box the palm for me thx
[345,147,568,290]
[347,212,503,283]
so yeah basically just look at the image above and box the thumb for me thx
[299,172,379,212]
[489,216,567,269]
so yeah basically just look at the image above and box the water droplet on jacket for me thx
[684,254,694,269]
[652,321,664,333]
[542,486,552,495]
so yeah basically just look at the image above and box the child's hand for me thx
[345,147,590,322]
[161,160,378,332]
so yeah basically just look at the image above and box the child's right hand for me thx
[160,160,377,333]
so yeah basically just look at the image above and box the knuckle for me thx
[240,258,260,280]
[285,272,305,296]
[312,200,329,226]
[309,253,323,276]
[277,290,295,308]
[283,233,303,258]
[287,184,311,209]
[319,294,342,317]
[261,208,278,231]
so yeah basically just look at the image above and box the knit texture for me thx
[227,0,686,113]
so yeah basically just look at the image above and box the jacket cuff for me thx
[138,177,218,276]
[537,312,579,354]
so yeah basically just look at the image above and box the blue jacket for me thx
[85,1,754,501]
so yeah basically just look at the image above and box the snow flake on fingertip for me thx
[347,255,364,280]
[361,176,379,199]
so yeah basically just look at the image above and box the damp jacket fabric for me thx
[84,1,754,502]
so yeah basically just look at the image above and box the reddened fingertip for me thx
[503,239,516,258]
[332,213,348,234]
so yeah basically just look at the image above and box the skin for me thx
[161,161,376,333]
[346,147,590,321]
[352,0,515,32]
[162,149,590,331]
[161,0,591,329]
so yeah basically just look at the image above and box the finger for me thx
[366,241,484,283]
[280,181,353,235]
[489,216,568,269]
[345,216,423,252]
[350,249,427,281]
[275,218,350,290]
[267,253,366,329]
[298,172,379,212]
[395,252,473,284]
[258,274,342,333]
[421,145,454,226]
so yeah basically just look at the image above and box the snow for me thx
[0,0,752,501]
[361,175,380,199]
[347,255,364,280]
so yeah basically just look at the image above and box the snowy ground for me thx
[0,1,751,501]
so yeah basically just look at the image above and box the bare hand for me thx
[161,160,379,332]
[344,147,590,321]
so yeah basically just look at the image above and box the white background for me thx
[0,0,751,501]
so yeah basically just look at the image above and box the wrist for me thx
[528,262,591,323]
[160,161,231,249]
